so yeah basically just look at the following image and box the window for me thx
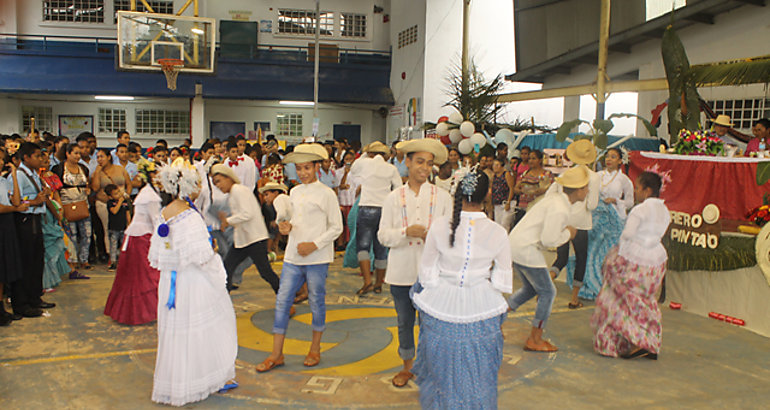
[254,121,271,132]
[98,108,127,133]
[707,99,769,131]
[646,0,685,21]
[43,0,105,23]
[276,113,303,138]
[398,25,418,49]
[114,0,174,23]
[341,13,366,38]
[135,109,189,135]
[277,9,334,36]
[21,106,53,133]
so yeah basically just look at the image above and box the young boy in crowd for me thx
[224,140,257,191]
[152,146,169,166]
[258,182,291,259]
[105,184,131,271]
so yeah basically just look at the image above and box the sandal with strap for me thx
[256,355,285,373]
[524,339,558,352]
[391,370,414,387]
[303,351,321,367]
[568,301,584,309]
[356,283,374,296]
[373,283,383,294]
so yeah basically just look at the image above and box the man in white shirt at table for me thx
[349,141,402,296]
[378,138,451,388]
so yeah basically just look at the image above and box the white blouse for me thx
[598,169,634,219]
[618,197,670,267]
[124,184,161,237]
[413,212,513,324]
[349,155,402,207]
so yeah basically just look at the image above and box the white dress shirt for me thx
[378,182,453,286]
[334,167,359,207]
[349,155,402,207]
[618,197,670,267]
[226,183,269,248]
[284,181,343,266]
[598,169,634,219]
[273,193,292,222]
[226,155,257,191]
[545,165,599,230]
[509,191,572,268]
[412,212,513,323]
[124,184,161,237]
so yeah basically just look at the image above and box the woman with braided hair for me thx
[411,167,513,409]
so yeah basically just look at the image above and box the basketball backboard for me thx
[117,11,216,74]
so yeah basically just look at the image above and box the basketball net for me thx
[158,59,183,91]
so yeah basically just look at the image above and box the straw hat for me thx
[211,163,241,184]
[363,141,389,154]
[282,143,328,164]
[395,138,448,164]
[258,182,288,194]
[556,164,590,188]
[565,139,596,165]
[711,114,733,127]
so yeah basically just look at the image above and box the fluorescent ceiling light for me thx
[94,95,135,101]
[191,28,204,35]
[279,100,314,106]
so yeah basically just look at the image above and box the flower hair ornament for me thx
[450,164,482,200]
[136,158,156,183]
[156,159,201,200]
[643,163,672,194]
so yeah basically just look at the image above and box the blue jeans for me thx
[356,206,387,268]
[273,262,328,334]
[67,217,91,264]
[108,230,124,264]
[391,285,416,360]
[507,263,556,329]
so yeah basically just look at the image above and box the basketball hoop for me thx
[158,58,184,91]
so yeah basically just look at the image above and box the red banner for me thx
[628,151,770,221]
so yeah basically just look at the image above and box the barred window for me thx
[277,9,334,36]
[276,113,303,138]
[341,13,366,38]
[135,109,189,135]
[98,108,127,133]
[43,0,105,23]
[21,106,54,133]
[398,25,418,49]
[707,99,770,131]
[114,0,174,23]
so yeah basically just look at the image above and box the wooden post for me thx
[596,0,611,120]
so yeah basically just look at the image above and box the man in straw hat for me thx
[546,139,599,309]
[348,140,403,295]
[710,114,746,148]
[377,138,452,387]
[508,165,590,352]
[211,164,281,296]
[256,143,343,372]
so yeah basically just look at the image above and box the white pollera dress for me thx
[148,208,237,406]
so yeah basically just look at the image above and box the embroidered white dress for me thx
[148,208,237,407]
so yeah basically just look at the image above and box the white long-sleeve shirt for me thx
[618,197,670,267]
[378,182,453,286]
[226,183,269,248]
[412,212,513,323]
[509,191,572,268]
[273,193,292,222]
[226,155,257,192]
[124,184,161,237]
[597,169,634,219]
[349,155,402,207]
[284,181,343,266]
[546,165,600,230]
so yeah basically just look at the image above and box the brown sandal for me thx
[391,370,414,387]
[356,283,374,296]
[568,301,584,309]
[303,351,321,367]
[524,339,558,352]
[256,355,284,372]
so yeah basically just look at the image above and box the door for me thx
[333,124,361,146]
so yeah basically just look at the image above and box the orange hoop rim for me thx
[157,58,184,70]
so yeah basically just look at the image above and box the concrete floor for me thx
[2,255,769,409]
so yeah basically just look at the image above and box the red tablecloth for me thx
[628,151,770,220]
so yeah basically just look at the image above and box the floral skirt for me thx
[412,312,505,410]
[591,247,666,357]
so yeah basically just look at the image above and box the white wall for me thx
[0,95,21,136]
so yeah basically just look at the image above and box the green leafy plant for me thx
[444,58,504,126]
[555,113,657,149]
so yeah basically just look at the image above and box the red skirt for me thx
[104,234,160,325]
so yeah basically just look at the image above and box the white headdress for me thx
[157,159,201,199]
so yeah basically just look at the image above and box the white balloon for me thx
[436,122,450,137]
[448,111,464,125]
[495,128,513,144]
[460,121,475,138]
[471,133,486,147]
[449,129,463,144]
[458,138,473,155]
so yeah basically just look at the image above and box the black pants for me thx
[552,229,589,285]
[224,239,280,293]
[89,203,107,262]
[11,213,44,312]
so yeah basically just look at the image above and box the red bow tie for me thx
[228,158,243,167]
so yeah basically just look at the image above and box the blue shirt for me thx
[49,154,60,169]
[14,163,46,214]
[390,156,408,178]
[0,176,11,207]
[318,168,338,189]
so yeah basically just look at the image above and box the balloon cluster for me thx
[435,110,488,155]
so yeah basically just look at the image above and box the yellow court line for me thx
[508,306,592,319]
[236,313,337,355]
[1,348,157,367]
[292,307,396,325]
